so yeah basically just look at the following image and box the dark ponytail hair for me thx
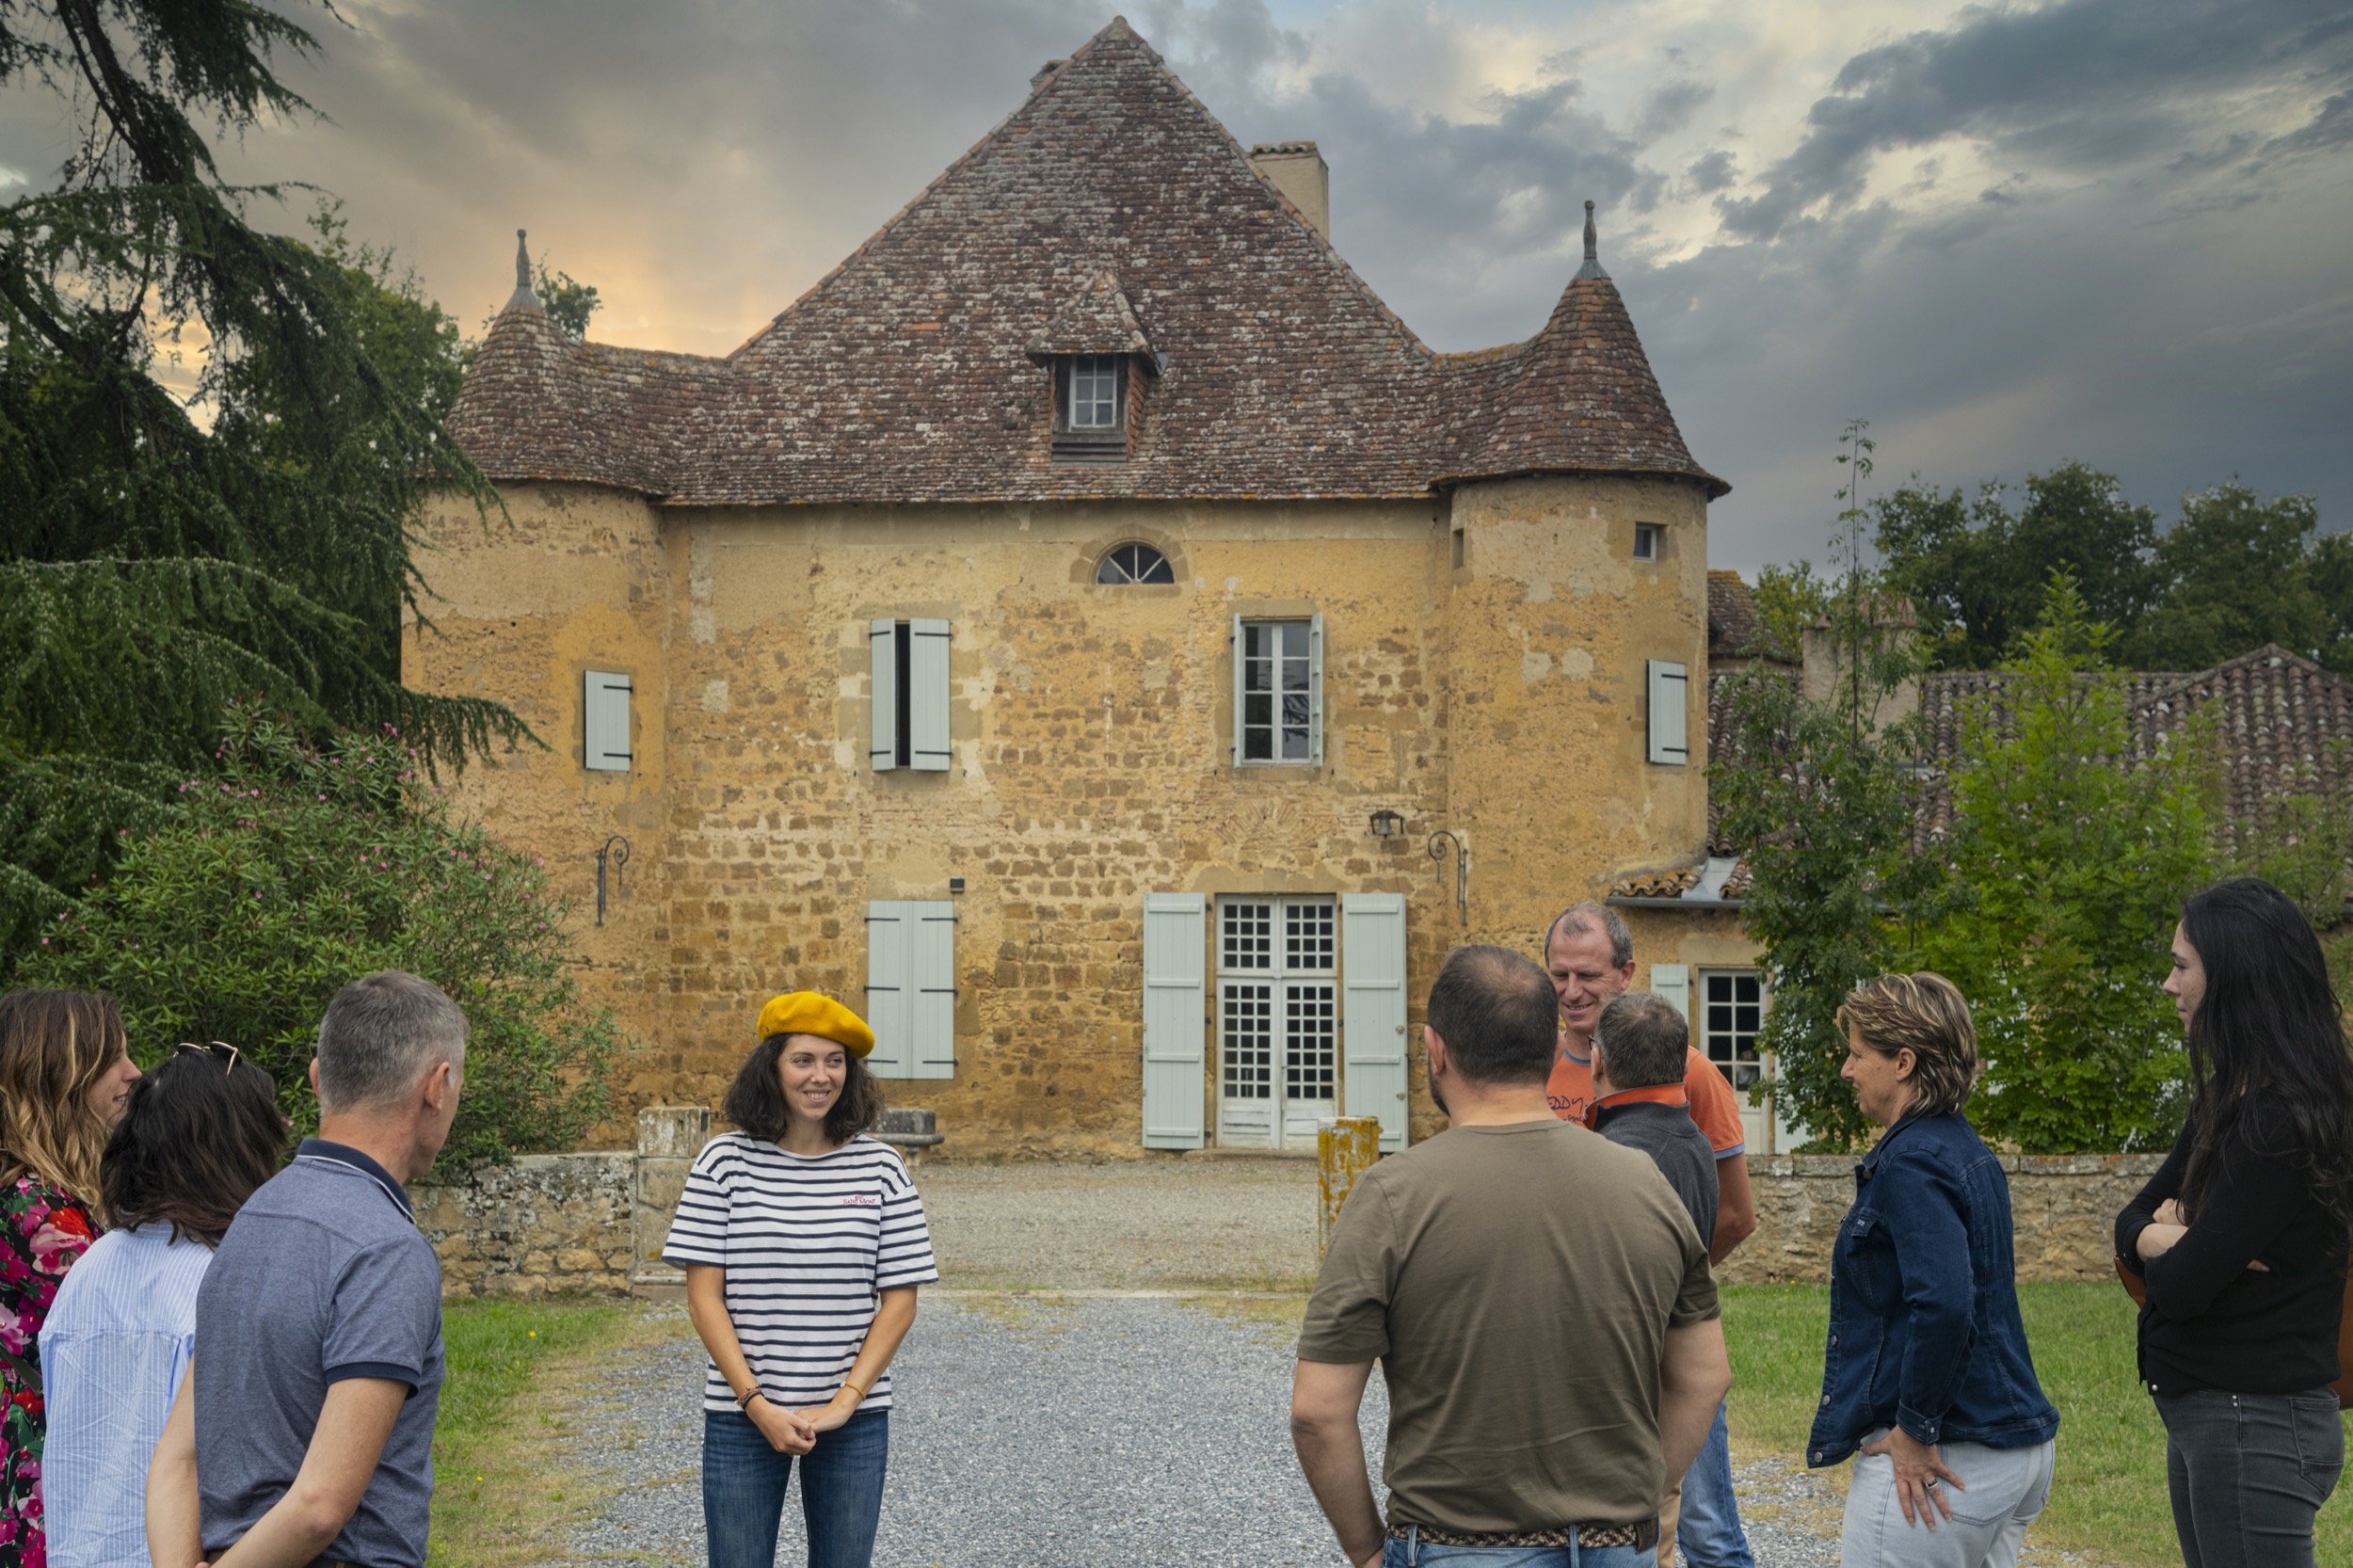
[2179,877,2353,1232]
[101,1049,287,1247]
[722,1034,884,1147]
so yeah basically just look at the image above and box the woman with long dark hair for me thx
[2118,877,2353,1567]
[663,993,937,1568]
[40,1044,286,1568]
[0,991,141,1568]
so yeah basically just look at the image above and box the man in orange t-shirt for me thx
[1544,902,1760,1568]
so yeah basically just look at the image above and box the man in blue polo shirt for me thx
[147,971,465,1568]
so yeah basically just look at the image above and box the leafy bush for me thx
[24,710,615,1164]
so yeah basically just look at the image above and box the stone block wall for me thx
[415,1150,634,1296]
[1721,1153,2168,1286]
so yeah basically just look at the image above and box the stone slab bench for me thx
[875,1107,944,1160]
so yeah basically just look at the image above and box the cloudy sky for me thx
[6,0,2349,569]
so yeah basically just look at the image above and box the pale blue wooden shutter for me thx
[911,900,956,1079]
[1230,615,1245,767]
[909,619,952,772]
[1341,891,1408,1150]
[1141,893,1207,1149]
[1647,659,1689,765]
[1650,962,1691,1029]
[870,620,899,772]
[864,902,911,1077]
[1308,612,1325,767]
[584,670,632,771]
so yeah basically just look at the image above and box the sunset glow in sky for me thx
[4,0,2347,568]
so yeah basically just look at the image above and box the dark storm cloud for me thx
[1720,0,2353,241]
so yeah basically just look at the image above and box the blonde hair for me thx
[1836,972,1979,1118]
[0,990,129,1217]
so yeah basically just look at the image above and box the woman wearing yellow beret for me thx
[663,992,938,1568]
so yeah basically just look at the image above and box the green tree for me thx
[25,711,615,1164]
[1873,462,2159,669]
[534,261,601,341]
[0,1,526,977]
[1715,422,1941,1149]
[2123,483,2327,670]
[1747,559,1826,664]
[1910,576,2215,1152]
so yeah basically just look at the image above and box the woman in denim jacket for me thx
[2117,878,2351,1568]
[1809,973,2060,1568]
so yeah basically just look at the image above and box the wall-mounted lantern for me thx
[1368,808,1405,840]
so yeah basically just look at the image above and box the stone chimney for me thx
[1801,596,1922,731]
[1249,141,1330,241]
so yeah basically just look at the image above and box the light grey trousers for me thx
[1839,1430,2057,1568]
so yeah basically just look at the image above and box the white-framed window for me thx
[1234,614,1323,766]
[584,669,632,772]
[1646,658,1689,766]
[1701,968,1766,1093]
[1064,356,1123,428]
[1633,521,1663,561]
[869,618,951,773]
[1215,895,1337,1148]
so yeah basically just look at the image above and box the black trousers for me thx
[2155,1386,2344,1568]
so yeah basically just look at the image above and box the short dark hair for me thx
[315,971,468,1112]
[101,1049,286,1248]
[1425,945,1558,1085]
[723,1034,885,1146]
[1595,992,1689,1090]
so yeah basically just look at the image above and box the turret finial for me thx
[1575,200,1610,281]
[507,229,541,309]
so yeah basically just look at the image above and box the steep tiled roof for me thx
[449,18,1717,507]
[1027,268,1155,360]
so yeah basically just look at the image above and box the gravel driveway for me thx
[556,1156,1867,1567]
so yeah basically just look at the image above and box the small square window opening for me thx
[1633,522,1663,562]
[1066,356,1121,429]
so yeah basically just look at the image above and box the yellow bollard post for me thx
[1317,1116,1383,1261]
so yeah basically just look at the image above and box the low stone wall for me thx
[416,1107,712,1297]
[1721,1153,2168,1286]
[414,1122,2169,1296]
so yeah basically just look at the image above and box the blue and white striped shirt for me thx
[663,1133,938,1413]
[40,1223,215,1568]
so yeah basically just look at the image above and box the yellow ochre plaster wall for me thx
[405,472,1742,1156]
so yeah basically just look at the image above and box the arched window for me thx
[1096,543,1175,584]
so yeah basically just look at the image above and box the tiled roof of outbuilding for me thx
[1627,643,2353,903]
[1707,570,1792,664]
[448,18,1719,507]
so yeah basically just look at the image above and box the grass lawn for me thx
[1723,1281,2353,1568]
[430,1297,638,1568]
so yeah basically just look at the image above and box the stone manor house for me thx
[413,19,2353,1159]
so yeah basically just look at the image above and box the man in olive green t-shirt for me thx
[1291,946,1732,1567]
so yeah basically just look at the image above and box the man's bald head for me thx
[1425,945,1560,1086]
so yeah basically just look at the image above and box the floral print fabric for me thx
[0,1177,96,1568]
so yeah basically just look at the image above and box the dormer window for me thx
[1054,355,1128,464]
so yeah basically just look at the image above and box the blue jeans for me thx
[1381,1530,1655,1566]
[1677,1400,1755,1567]
[702,1406,888,1568]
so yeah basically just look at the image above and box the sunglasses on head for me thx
[172,1040,240,1075]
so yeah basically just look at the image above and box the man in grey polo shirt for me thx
[147,971,465,1568]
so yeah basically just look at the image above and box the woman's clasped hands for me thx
[744,1394,820,1454]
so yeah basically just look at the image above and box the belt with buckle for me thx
[1386,1517,1660,1550]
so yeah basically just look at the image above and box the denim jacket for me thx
[1807,1112,2060,1466]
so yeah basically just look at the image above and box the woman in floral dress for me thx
[0,992,140,1568]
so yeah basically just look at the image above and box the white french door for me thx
[1216,896,1338,1149]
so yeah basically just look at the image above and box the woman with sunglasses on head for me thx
[40,1043,284,1568]
[0,990,141,1568]
[664,993,938,1568]
[2117,878,2353,1568]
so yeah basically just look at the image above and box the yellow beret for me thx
[755,992,875,1059]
